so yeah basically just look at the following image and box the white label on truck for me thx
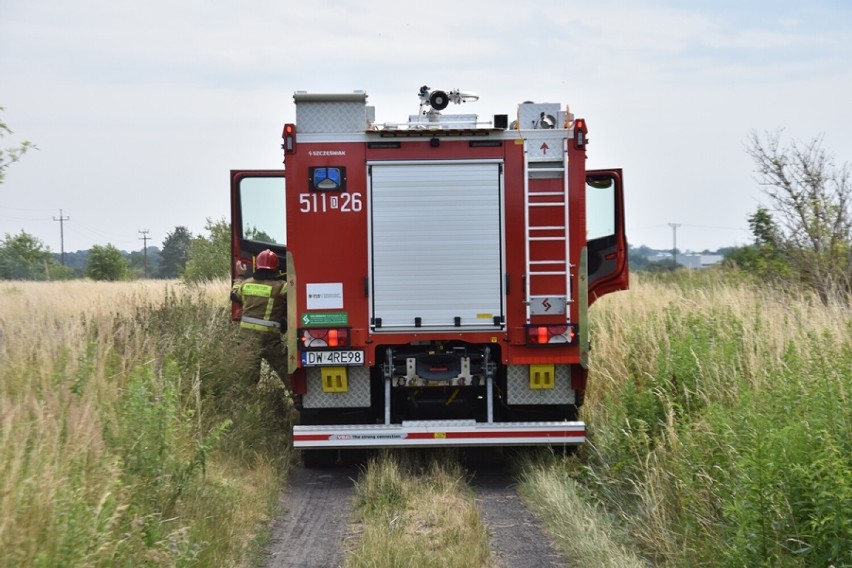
[306,283,344,310]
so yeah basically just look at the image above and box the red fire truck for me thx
[231,87,627,465]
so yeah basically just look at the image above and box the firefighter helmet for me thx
[256,249,279,271]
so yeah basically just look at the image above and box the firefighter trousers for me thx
[242,330,288,383]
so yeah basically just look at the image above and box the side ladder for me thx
[523,137,572,322]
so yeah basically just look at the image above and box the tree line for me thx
[0,218,231,283]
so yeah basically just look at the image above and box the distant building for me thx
[648,253,724,269]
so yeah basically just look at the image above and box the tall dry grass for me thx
[520,271,852,567]
[517,452,646,568]
[0,279,291,567]
[8,274,848,566]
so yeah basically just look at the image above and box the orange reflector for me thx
[537,327,548,344]
[328,329,339,347]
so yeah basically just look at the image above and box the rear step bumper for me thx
[293,420,585,449]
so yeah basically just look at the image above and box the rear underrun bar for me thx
[293,420,585,449]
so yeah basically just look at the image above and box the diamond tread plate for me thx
[506,364,574,404]
[303,366,370,408]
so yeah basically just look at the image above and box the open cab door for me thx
[586,169,628,304]
[230,170,287,319]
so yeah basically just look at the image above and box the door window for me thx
[587,177,615,241]
[240,177,286,245]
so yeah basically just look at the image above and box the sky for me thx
[1,0,851,254]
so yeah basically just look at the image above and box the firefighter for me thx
[230,249,288,380]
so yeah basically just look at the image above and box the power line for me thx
[681,223,749,232]
[0,205,59,212]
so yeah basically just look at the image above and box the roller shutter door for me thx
[369,161,504,331]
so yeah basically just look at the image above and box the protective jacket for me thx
[231,273,287,333]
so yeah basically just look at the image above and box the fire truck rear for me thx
[231,87,627,465]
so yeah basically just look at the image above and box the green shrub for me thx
[716,340,852,567]
[569,276,852,566]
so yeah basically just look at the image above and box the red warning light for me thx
[573,118,587,150]
[282,123,296,154]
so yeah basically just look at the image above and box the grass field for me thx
[520,271,852,567]
[0,279,291,567]
[3,274,849,567]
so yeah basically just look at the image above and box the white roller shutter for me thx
[369,161,504,331]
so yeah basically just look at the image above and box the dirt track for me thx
[471,463,569,568]
[263,464,359,568]
[263,456,568,568]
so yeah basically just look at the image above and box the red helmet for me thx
[256,249,280,271]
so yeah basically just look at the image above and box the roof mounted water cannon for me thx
[418,85,479,112]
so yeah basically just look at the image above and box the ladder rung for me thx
[530,271,568,276]
[530,260,566,265]
[529,237,567,242]
[528,191,563,197]
[529,225,565,231]
[529,202,566,207]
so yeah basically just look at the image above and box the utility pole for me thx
[668,223,681,266]
[53,209,70,266]
[138,229,150,278]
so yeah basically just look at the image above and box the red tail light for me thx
[526,324,577,345]
[300,328,350,348]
